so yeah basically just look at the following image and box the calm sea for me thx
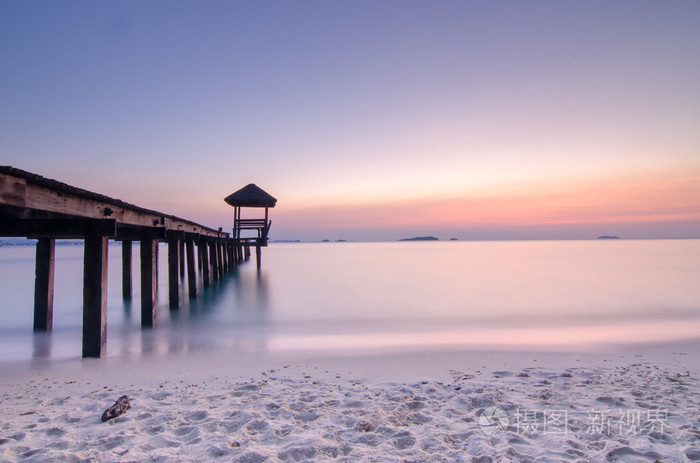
[0,240,699,364]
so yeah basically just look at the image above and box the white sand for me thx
[1,341,699,462]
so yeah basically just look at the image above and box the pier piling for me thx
[140,237,157,327]
[185,237,197,298]
[201,240,210,288]
[168,232,181,310]
[179,239,185,278]
[33,238,55,331]
[209,238,219,281]
[82,231,108,358]
[122,240,132,301]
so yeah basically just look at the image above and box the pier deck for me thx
[0,166,249,358]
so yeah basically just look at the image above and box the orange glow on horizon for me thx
[274,171,700,232]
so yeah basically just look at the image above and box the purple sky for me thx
[2,1,699,241]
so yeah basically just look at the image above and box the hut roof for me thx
[224,184,277,208]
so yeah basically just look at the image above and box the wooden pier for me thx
[0,167,257,358]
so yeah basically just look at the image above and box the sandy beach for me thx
[1,341,698,462]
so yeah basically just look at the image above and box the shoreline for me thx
[1,340,699,461]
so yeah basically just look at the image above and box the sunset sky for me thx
[2,1,699,241]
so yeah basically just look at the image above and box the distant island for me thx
[596,236,621,239]
[399,236,439,241]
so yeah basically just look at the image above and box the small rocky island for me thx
[596,236,621,239]
[399,236,439,241]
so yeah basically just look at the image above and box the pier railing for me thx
[0,166,251,358]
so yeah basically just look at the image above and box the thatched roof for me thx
[224,184,277,208]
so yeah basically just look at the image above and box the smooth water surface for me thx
[0,240,699,363]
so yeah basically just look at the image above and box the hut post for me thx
[255,245,262,271]
[82,229,109,358]
[121,240,132,300]
[235,206,241,239]
[185,236,197,298]
[33,237,55,331]
[140,237,157,327]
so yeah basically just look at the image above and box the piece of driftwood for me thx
[101,395,130,422]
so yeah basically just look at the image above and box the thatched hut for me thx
[224,184,277,246]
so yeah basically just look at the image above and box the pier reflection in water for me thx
[0,244,272,364]
[126,252,273,359]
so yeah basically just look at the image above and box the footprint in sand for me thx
[605,446,662,462]
[172,426,199,438]
[391,431,416,450]
[295,410,320,422]
[238,384,260,392]
[265,402,280,411]
[8,432,25,442]
[60,414,80,423]
[150,391,173,401]
[278,444,316,461]
[48,440,71,450]
[52,396,70,406]
[44,427,67,437]
[96,435,129,451]
[595,396,626,407]
[145,424,165,435]
[405,400,426,411]
[232,451,267,463]
[207,445,232,458]
[149,435,181,449]
[343,400,365,408]
[245,419,269,434]
[19,448,45,458]
[289,402,306,412]
[186,410,208,421]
